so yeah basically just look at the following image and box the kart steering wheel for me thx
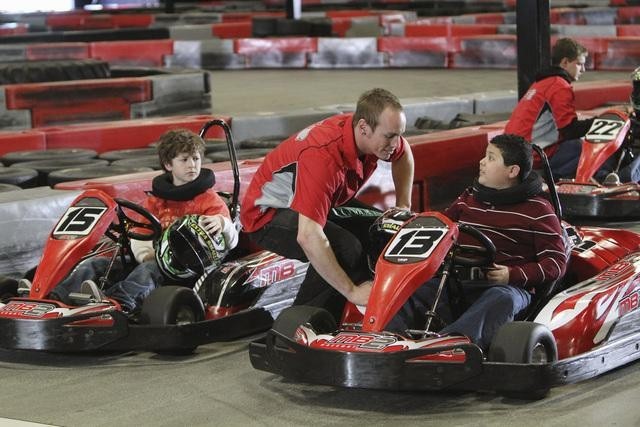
[113,198,162,241]
[452,223,496,267]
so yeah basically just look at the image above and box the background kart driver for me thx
[505,37,640,183]
[388,134,567,350]
[50,129,238,314]
[240,88,415,321]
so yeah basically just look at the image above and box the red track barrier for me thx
[89,40,173,67]
[4,78,152,128]
[212,22,253,38]
[0,130,46,157]
[42,115,232,154]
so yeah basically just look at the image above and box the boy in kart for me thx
[506,37,640,183]
[50,128,239,314]
[388,134,568,350]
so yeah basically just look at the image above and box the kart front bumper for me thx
[0,307,273,352]
[249,327,640,396]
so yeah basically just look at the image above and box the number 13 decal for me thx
[384,228,446,262]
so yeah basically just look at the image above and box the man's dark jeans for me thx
[246,207,378,320]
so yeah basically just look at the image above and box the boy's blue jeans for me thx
[50,257,165,312]
[387,278,531,351]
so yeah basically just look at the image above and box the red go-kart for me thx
[0,120,307,354]
[556,108,640,219]
[249,146,640,398]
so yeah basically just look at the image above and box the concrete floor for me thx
[1,67,639,427]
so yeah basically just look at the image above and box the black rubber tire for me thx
[0,59,110,85]
[0,277,18,302]
[112,155,162,170]
[0,167,38,188]
[489,321,557,400]
[208,148,272,163]
[48,165,154,186]
[272,306,337,344]
[98,148,158,162]
[204,139,229,154]
[10,159,109,186]
[1,148,97,166]
[240,136,286,149]
[0,183,21,193]
[252,17,278,37]
[276,18,312,36]
[140,286,205,355]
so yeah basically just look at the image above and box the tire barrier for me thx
[0,167,39,188]
[112,155,163,170]
[10,158,109,186]
[207,148,272,163]
[240,136,286,149]
[0,28,171,44]
[47,165,155,186]
[1,148,98,166]
[0,59,110,85]
[98,147,158,162]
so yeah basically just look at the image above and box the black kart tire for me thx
[489,321,557,400]
[0,277,18,302]
[272,305,337,344]
[208,148,272,163]
[112,155,162,170]
[0,167,39,188]
[48,165,154,186]
[10,159,109,186]
[98,148,158,162]
[2,148,97,166]
[0,59,110,85]
[240,136,286,149]
[140,286,205,355]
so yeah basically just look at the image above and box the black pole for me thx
[285,0,301,20]
[164,0,175,14]
[516,0,551,99]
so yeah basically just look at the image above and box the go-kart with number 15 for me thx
[0,120,307,354]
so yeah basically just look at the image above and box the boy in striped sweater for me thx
[388,134,567,350]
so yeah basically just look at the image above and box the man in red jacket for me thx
[241,88,415,320]
[388,134,567,350]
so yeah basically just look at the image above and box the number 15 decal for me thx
[53,206,108,237]
[384,228,446,263]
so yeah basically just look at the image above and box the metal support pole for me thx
[285,0,301,20]
[516,0,551,99]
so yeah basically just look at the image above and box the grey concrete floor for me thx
[1,68,639,427]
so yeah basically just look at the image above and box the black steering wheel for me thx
[113,198,162,242]
[452,223,496,267]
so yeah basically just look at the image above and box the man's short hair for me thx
[352,88,403,131]
[490,134,533,182]
[551,38,588,66]
[157,128,205,171]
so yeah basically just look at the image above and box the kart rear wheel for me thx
[272,305,336,346]
[489,321,557,400]
[0,277,18,302]
[140,286,205,355]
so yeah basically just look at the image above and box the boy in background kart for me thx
[388,134,567,351]
[50,129,238,314]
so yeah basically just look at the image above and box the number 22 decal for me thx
[586,118,624,142]
[384,228,446,262]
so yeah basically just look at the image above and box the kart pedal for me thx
[17,279,32,297]
[69,280,107,304]
[603,172,621,186]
